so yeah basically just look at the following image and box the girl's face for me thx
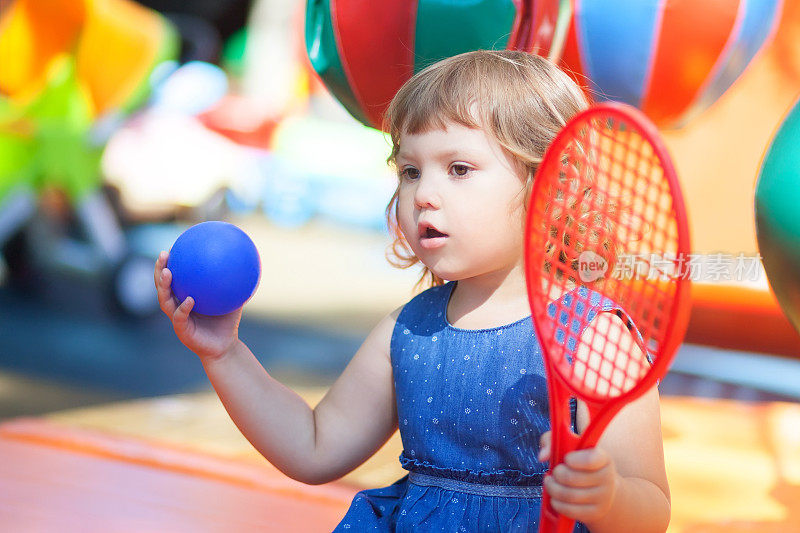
[395,121,528,282]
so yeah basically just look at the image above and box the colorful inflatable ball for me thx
[755,97,800,335]
[304,0,569,129]
[560,0,784,128]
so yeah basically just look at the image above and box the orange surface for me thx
[688,282,800,356]
[664,397,800,532]
[5,395,800,531]
[0,419,357,532]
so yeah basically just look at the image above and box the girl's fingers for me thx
[172,296,194,330]
[154,251,167,284]
[538,431,551,461]
[549,498,599,519]
[157,267,177,315]
[551,462,609,488]
[544,476,608,504]
[538,445,550,462]
[564,448,611,472]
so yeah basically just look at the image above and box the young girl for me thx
[154,50,670,532]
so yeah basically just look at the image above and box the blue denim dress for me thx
[334,281,629,532]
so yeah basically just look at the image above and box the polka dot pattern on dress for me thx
[340,281,602,533]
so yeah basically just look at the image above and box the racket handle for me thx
[540,481,578,533]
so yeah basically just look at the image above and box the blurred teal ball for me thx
[167,221,261,315]
[755,97,800,334]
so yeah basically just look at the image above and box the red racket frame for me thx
[524,102,691,533]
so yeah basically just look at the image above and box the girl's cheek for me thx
[397,217,413,242]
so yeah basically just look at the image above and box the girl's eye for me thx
[400,167,420,180]
[451,164,472,177]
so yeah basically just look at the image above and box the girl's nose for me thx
[413,175,442,209]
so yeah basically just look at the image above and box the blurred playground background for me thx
[2,0,800,531]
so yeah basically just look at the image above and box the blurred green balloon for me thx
[755,96,800,335]
[0,57,101,204]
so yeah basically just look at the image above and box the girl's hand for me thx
[538,431,621,525]
[154,251,242,361]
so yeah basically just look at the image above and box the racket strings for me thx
[602,117,678,360]
[530,112,682,400]
[542,135,621,287]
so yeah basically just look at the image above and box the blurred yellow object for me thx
[0,0,85,103]
[0,0,177,115]
[76,0,176,114]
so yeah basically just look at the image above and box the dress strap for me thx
[408,472,543,499]
[549,285,651,362]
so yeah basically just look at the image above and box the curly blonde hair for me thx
[382,50,590,291]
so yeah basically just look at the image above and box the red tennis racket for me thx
[524,102,691,533]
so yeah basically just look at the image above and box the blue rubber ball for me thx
[167,221,261,315]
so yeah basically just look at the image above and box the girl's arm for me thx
[155,251,400,485]
[575,385,670,532]
[541,312,671,532]
[201,309,400,485]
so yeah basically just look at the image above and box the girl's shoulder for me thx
[386,282,456,346]
[551,285,650,360]
[396,281,453,326]
[550,285,618,316]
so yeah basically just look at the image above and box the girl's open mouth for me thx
[420,227,449,249]
[425,227,448,239]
